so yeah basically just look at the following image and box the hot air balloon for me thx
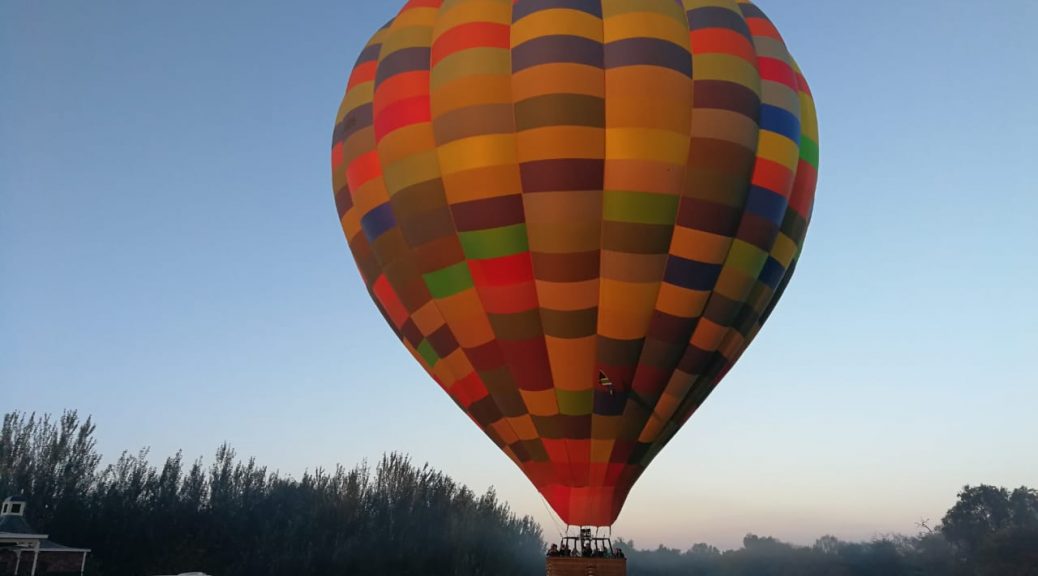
[330,0,818,530]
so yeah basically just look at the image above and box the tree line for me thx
[2,410,1036,576]
[613,486,1037,575]
[0,411,543,576]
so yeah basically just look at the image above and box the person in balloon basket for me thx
[547,544,560,557]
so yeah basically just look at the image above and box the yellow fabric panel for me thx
[441,164,523,203]
[512,64,606,100]
[670,228,733,264]
[437,133,518,175]
[544,336,597,392]
[340,211,362,241]
[523,190,600,222]
[719,330,745,359]
[800,93,819,140]
[603,159,686,195]
[430,357,455,383]
[690,109,759,149]
[771,233,798,268]
[511,10,603,45]
[755,130,800,170]
[508,415,540,441]
[431,74,512,114]
[443,348,476,378]
[341,83,375,122]
[535,279,600,312]
[436,290,496,348]
[683,0,743,11]
[381,151,442,195]
[712,266,757,301]
[351,178,390,215]
[693,53,760,90]
[603,11,689,46]
[591,416,622,440]
[600,252,668,283]
[598,280,660,339]
[516,127,605,163]
[430,48,511,90]
[544,336,597,391]
[342,127,376,167]
[412,300,448,335]
[380,26,435,57]
[377,126,438,164]
[656,283,710,319]
[605,128,690,165]
[520,389,560,417]
[491,420,521,446]
[606,89,693,131]
[591,439,614,464]
[638,414,666,443]
[525,223,601,253]
[690,317,726,351]
[435,0,509,30]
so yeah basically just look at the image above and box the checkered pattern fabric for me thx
[331,0,819,527]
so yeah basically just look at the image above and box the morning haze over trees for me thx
[1,411,1036,576]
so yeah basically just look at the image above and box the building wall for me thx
[0,550,86,575]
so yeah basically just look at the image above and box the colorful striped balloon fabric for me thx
[331,0,819,527]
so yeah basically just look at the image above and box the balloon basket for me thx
[546,528,626,576]
[546,557,626,576]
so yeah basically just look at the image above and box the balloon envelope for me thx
[331,0,818,527]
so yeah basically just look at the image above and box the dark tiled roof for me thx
[0,513,38,536]
[39,539,90,552]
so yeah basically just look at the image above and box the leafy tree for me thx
[941,484,1038,574]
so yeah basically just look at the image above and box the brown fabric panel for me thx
[520,158,605,193]
[412,235,468,273]
[484,368,530,417]
[451,194,526,231]
[514,94,606,130]
[532,415,594,439]
[601,222,675,254]
[532,251,600,282]
[433,103,516,143]
[693,79,761,117]
[701,293,743,324]
[397,205,458,247]
[635,338,687,371]
[540,308,599,339]
[488,309,545,341]
[597,337,643,372]
[676,199,744,236]
[600,252,668,283]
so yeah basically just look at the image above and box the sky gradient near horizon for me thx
[3,1,1037,550]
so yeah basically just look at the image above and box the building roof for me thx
[38,539,90,553]
[0,513,38,536]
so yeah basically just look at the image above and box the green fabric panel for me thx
[423,261,474,298]
[727,239,769,277]
[799,136,819,168]
[556,389,593,416]
[603,190,679,225]
[417,339,439,367]
[459,224,529,260]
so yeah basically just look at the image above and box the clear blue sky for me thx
[3,1,1036,550]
